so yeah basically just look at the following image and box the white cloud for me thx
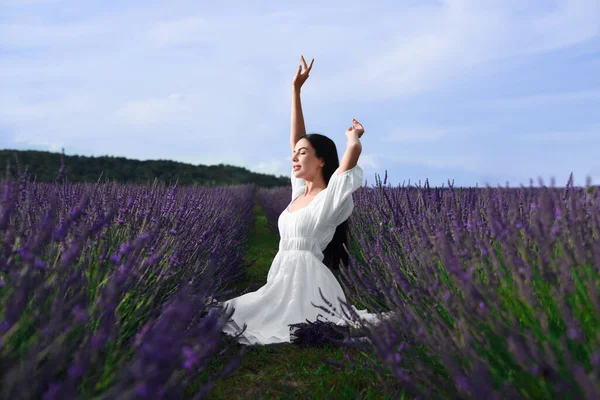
[384,149,485,172]
[175,153,247,168]
[522,0,600,54]
[303,0,599,104]
[13,136,64,152]
[0,0,60,5]
[357,152,382,169]
[382,126,471,143]
[519,126,600,141]
[491,89,600,107]
[145,12,296,48]
[251,159,288,176]
[0,94,94,122]
[114,94,206,125]
[0,19,118,49]
[146,16,220,48]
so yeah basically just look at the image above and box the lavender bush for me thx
[0,169,254,399]
[339,174,600,399]
[259,173,599,399]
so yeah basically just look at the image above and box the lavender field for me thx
[0,171,254,399]
[1,168,599,399]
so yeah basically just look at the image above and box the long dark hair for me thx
[296,133,352,272]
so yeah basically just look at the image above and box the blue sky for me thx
[1,0,599,188]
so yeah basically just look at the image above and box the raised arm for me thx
[290,90,306,153]
[338,119,364,174]
[291,55,314,153]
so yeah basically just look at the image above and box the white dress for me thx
[220,164,384,346]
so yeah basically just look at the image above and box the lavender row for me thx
[259,175,600,399]
[0,172,255,399]
[341,176,600,399]
[256,186,290,236]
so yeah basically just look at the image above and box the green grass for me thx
[242,204,281,294]
[187,203,402,399]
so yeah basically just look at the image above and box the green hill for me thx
[0,149,290,188]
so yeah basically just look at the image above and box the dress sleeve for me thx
[291,167,306,201]
[318,164,363,226]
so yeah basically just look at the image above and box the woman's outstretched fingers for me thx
[301,55,314,73]
[293,56,315,90]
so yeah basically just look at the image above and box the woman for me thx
[219,56,385,346]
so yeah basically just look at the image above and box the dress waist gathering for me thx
[278,237,324,262]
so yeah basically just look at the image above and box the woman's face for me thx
[292,138,324,181]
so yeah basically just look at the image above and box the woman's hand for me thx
[293,55,314,91]
[345,118,365,139]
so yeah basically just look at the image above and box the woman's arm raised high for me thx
[290,55,314,153]
[291,90,306,153]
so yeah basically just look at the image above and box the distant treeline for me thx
[0,149,290,188]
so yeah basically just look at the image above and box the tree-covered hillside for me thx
[0,149,290,188]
